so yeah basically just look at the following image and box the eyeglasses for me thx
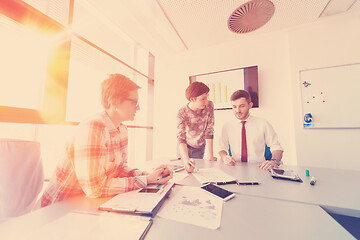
[124,98,139,107]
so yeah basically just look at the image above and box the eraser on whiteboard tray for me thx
[310,176,316,185]
[304,113,313,123]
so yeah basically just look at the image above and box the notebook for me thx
[99,182,175,217]
[192,168,237,185]
[25,211,153,240]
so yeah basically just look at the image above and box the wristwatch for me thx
[271,159,281,166]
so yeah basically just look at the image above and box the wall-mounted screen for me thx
[189,66,259,110]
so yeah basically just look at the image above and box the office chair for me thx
[0,139,44,220]
[228,145,272,160]
[264,144,272,160]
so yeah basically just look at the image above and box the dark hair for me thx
[185,82,209,100]
[101,73,140,109]
[230,90,251,103]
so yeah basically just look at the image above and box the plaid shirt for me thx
[177,101,215,148]
[40,112,147,207]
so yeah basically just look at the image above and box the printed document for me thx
[157,186,223,229]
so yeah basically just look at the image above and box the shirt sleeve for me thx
[74,121,147,198]
[264,120,283,153]
[204,101,215,139]
[176,108,187,144]
[218,123,230,153]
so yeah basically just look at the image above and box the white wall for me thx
[154,11,360,171]
[288,13,360,170]
[153,30,297,165]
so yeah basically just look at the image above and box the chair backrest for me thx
[228,144,273,160]
[0,139,44,220]
[264,144,272,160]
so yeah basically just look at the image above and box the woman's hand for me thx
[184,158,197,173]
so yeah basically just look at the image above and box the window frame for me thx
[0,0,155,168]
[0,0,154,127]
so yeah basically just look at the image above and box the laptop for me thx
[99,182,175,217]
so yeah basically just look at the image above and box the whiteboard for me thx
[300,63,360,128]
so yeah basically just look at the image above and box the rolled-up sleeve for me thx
[264,121,283,153]
[205,102,214,139]
[177,109,187,144]
[218,123,229,153]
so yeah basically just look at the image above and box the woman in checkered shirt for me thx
[177,82,217,173]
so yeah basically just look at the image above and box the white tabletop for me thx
[1,160,359,239]
[0,189,354,240]
[147,186,354,240]
[175,159,360,218]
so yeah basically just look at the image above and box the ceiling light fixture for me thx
[319,0,358,18]
[228,0,275,34]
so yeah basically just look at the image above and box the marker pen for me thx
[173,166,185,173]
[188,161,199,172]
[310,176,316,185]
[237,181,260,185]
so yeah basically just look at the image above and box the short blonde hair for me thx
[101,74,140,109]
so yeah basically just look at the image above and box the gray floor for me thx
[327,212,360,239]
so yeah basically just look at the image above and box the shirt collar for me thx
[186,102,208,114]
[186,104,202,114]
[237,115,252,123]
[101,111,122,136]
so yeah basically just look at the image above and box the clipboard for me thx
[270,169,303,183]
[99,182,175,217]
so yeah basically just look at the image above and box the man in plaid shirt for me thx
[40,74,173,207]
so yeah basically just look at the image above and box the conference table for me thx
[183,160,360,218]
[1,159,359,240]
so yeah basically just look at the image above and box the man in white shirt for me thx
[219,90,283,170]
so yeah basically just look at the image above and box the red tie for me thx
[241,121,247,162]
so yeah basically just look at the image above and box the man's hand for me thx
[147,165,173,184]
[222,155,236,166]
[258,160,278,171]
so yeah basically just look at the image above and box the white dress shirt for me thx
[219,115,283,162]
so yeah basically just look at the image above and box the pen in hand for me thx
[188,160,198,172]
[157,173,170,181]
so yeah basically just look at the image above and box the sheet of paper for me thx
[172,172,189,184]
[192,167,236,184]
[23,212,151,240]
[158,186,223,229]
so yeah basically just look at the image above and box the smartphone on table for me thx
[200,183,236,201]
[138,188,160,193]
